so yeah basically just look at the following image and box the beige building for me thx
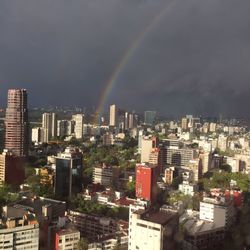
[55,228,80,250]
[42,112,57,142]
[0,207,39,250]
[109,104,117,127]
[141,136,157,163]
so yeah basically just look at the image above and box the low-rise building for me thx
[182,218,225,250]
[55,228,80,250]
[93,164,119,187]
[0,207,39,249]
[178,181,198,196]
[199,196,235,229]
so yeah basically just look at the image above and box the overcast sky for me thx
[0,0,250,117]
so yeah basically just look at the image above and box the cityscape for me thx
[1,0,250,250]
[0,89,249,249]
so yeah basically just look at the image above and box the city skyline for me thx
[1,0,250,116]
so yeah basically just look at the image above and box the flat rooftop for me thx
[135,209,177,226]
[183,219,224,235]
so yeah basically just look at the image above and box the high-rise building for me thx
[109,104,117,127]
[199,152,212,175]
[135,163,158,204]
[5,89,29,156]
[181,117,188,130]
[54,147,83,198]
[144,111,156,126]
[124,112,129,130]
[31,127,44,144]
[0,149,25,186]
[128,113,135,129]
[42,113,57,142]
[72,114,84,139]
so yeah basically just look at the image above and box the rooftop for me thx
[135,209,178,226]
[183,218,224,235]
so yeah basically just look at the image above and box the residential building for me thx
[68,210,119,241]
[32,127,44,144]
[109,104,117,127]
[199,197,235,229]
[54,228,80,250]
[93,164,119,187]
[72,114,84,139]
[199,152,212,175]
[141,136,158,162]
[164,147,197,167]
[0,206,39,250]
[42,112,57,142]
[129,208,179,250]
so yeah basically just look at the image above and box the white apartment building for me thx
[178,181,198,196]
[0,216,39,250]
[72,114,84,139]
[42,112,57,142]
[109,104,117,127]
[128,208,178,250]
[199,197,235,229]
[31,127,44,144]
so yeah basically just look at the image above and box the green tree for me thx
[126,181,135,198]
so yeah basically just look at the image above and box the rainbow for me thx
[94,0,176,123]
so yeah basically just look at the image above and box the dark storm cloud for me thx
[0,0,250,117]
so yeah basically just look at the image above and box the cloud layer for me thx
[0,0,250,117]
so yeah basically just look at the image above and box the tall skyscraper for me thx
[42,112,57,142]
[5,89,29,156]
[109,104,117,127]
